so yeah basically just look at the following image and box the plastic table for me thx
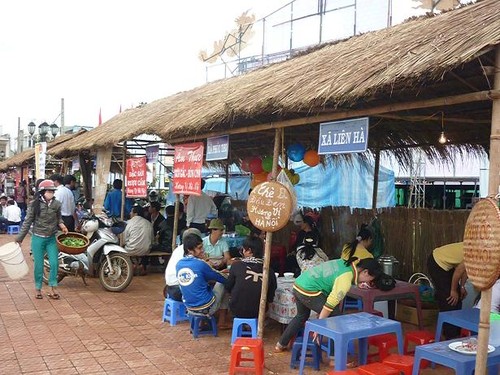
[299,312,404,373]
[347,280,424,329]
[435,308,480,343]
[413,336,500,375]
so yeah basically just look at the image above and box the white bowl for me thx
[284,272,294,279]
[274,272,279,279]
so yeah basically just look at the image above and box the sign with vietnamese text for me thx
[146,145,159,163]
[318,117,369,154]
[247,181,292,232]
[126,156,147,198]
[34,142,47,179]
[463,197,500,291]
[206,135,229,161]
[173,142,204,195]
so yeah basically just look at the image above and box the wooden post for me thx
[257,128,282,338]
[93,148,112,214]
[121,143,126,221]
[172,194,180,251]
[475,45,500,375]
[372,148,380,212]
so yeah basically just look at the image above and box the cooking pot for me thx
[378,255,399,277]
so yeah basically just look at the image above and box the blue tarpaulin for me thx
[292,158,396,209]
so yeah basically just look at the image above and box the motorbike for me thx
[43,212,134,292]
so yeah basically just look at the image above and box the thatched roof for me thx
[50,0,499,167]
[0,130,87,172]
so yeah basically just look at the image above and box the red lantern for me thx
[303,150,320,167]
[241,157,252,172]
[249,157,263,174]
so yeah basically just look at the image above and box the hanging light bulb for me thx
[439,131,447,144]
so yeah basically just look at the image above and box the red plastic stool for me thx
[382,354,414,375]
[404,330,434,369]
[229,338,264,375]
[460,328,472,337]
[367,309,383,317]
[325,371,360,374]
[368,333,397,362]
[357,362,399,375]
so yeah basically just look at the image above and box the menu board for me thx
[247,181,292,232]
[463,197,500,291]
[126,156,147,198]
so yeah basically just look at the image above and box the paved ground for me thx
[0,233,454,374]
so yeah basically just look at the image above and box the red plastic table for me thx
[347,280,424,329]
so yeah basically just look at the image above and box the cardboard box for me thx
[396,300,439,327]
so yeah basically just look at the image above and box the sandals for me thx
[274,342,287,353]
[35,291,43,299]
[47,293,60,300]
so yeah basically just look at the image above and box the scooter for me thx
[44,212,134,292]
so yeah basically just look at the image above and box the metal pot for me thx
[378,255,399,277]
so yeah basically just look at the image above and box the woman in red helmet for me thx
[16,179,68,300]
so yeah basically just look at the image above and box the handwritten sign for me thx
[247,181,293,232]
[126,156,147,198]
[463,197,500,291]
[173,142,204,196]
[206,135,229,161]
[318,117,369,154]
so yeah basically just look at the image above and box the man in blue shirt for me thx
[104,179,133,218]
[176,233,229,328]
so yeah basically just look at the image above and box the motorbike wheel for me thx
[40,254,66,284]
[98,253,133,292]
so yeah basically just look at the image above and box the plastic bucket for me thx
[0,242,29,280]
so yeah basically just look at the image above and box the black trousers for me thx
[189,222,207,234]
[427,254,462,339]
[62,215,75,232]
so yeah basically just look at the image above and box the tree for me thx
[416,0,461,12]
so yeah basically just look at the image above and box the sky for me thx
[0,0,421,146]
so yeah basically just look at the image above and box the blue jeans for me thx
[31,235,59,290]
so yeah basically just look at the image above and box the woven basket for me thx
[56,232,89,255]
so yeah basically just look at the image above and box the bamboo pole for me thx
[121,143,126,221]
[371,148,380,212]
[172,194,180,251]
[167,90,499,144]
[475,45,500,375]
[257,128,282,338]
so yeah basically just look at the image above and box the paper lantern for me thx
[241,157,252,172]
[287,143,306,162]
[303,150,320,167]
[249,157,263,174]
[262,156,273,173]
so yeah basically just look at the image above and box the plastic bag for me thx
[409,272,435,303]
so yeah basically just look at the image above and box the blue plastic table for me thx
[299,312,404,373]
[413,337,500,375]
[435,308,480,342]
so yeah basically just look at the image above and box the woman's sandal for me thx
[47,293,60,300]
[35,291,43,299]
[274,342,287,353]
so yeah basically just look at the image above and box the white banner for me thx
[34,142,47,179]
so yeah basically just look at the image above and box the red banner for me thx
[173,142,204,195]
[126,156,147,198]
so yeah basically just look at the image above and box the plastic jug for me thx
[489,313,500,347]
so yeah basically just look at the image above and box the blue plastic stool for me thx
[189,315,218,338]
[7,225,20,235]
[162,298,189,326]
[342,297,362,312]
[231,317,258,344]
[290,335,321,370]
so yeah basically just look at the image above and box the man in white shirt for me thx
[164,228,202,301]
[4,199,21,225]
[50,174,78,232]
[186,179,218,233]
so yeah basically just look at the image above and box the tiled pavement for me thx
[0,234,453,374]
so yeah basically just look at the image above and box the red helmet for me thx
[38,179,57,191]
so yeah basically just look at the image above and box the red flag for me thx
[98,108,102,125]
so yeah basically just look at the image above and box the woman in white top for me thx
[296,233,329,272]
[4,199,21,225]
[474,278,500,313]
